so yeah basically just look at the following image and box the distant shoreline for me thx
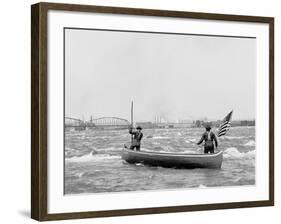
[65,125,255,132]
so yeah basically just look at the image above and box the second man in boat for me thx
[197,124,218,154]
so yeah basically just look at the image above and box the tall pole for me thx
[131,101,133,143]
[131,101,133,127]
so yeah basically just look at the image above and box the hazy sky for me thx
[65,29,256,122]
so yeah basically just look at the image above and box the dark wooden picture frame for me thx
[31,2,274,221]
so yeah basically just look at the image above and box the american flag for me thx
[217,111,233,137]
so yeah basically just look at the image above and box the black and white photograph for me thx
[64,28,256,195]
[0,0,278,222]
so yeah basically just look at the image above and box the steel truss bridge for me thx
[91,117,130,126]
[65,116,130,130]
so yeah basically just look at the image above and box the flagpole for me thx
[131,101,133,127]
[131,101,133,142]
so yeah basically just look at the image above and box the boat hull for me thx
[122,148,223,169]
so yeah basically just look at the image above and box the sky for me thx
[65,28,256,122]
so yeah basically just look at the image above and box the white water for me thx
[66,152,120,163]
[244,140,255,146]
[224,147,255,159]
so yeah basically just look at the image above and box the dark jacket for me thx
[129,128,143,146]
[197,131,218,148]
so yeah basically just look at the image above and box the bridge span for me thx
[65,116,130,131]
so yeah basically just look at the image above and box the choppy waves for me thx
[244,140,255,146]
[65,127,256,194]
[151,136,170,139]
[66,146,122,163]
[224,147,255,159]
[66,152,120,163]
[223,136,248,140]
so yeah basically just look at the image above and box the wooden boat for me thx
[122,148,223,169]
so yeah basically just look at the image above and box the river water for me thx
[64,126,255,194]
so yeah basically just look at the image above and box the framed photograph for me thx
[31,2,274,221]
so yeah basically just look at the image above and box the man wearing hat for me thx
[197,124,218,154]
[129,126,143,151]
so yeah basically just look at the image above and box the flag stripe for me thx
[218,129,228,134]
[218,131,227,136]
[220,123,230,129]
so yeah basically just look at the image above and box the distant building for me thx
[173,123,193,128]
[240,120,255,126]
[136,122,156,129]
[221,120,255,127]
[195,120,202,127]
[231,120,242,126]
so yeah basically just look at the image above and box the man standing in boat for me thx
[128,126,143,151]
[197,124,218,154]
